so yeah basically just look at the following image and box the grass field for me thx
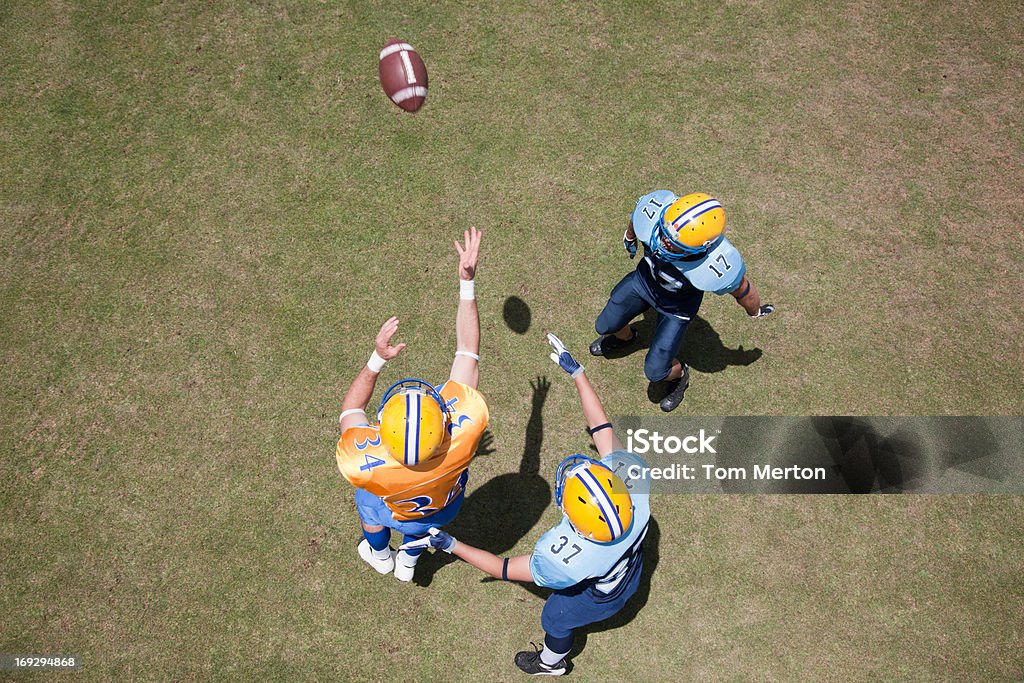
[2,1,1023,680]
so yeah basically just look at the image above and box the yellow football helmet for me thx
[378,379,449,466]
[555,456,634,543]
[651,192,725,260]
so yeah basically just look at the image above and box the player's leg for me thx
[514,632,571,676]
[541,633,573,669]
[590,271,649,357]
[353,489,396,573]
[513,594,591,675]
[394,534,424,583]
[644,312,692,412]
[523,566,647,675]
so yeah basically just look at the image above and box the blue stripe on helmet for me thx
[404,393,412,465]
[669,199,721,230]
[404,393,421,466]
[379,379,447,421]
[666,200,722,252]
[412,393,421,465]
[575,468,623,539]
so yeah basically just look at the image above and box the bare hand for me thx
[454,226,482,281]
[375,316,407,360]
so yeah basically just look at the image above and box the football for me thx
[378,38,428,112]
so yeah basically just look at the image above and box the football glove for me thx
[547,333,584,378]
[623,231,638,259]
[398,527,457,554]
[750,304,775,318]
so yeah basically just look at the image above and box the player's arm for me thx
[400,530,534,582]
[730,276,774,318]
[546,333,624,457]
[572,372,624,457]
[449,227,482,389]
[453,545,534,582]
[339,317,406,432]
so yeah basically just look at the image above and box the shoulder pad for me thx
[439,380,490,432]
[336,426,387,487]
[678,238,746,294]
[601,450,652,496]
[632,190,678,246]
[530,524,581,589]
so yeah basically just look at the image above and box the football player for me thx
[335,227,489,583]
[401,333,651,676]
[590,191,774,411]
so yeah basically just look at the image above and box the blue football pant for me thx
[595,271,698,382]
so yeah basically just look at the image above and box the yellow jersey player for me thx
[335,227,488,583]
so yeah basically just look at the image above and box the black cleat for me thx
[589,325,637,357]
[659,364,690,412]
[514,643,567,676]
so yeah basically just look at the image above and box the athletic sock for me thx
[541,633,572,665]
[396,550,421,567]
[540,644,569,667]
[364,528,391,558]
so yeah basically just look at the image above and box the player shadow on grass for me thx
[601,309,762,403]
[569,516,662,659]
[413,376,554,587]
[603,310,762,374]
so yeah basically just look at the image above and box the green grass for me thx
[2,1,1023,680]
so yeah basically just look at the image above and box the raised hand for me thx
[454,226,483,281]
[375,316,407,360]
[547,333,584,378]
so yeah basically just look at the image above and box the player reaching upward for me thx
[335,227,488,583]
[590,191,774,411]
[402,333,651,676]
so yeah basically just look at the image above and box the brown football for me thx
[378,38,428,112]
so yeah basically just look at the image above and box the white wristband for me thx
[339,408,368,426]
[459,279,475,300]
[367,350,386,373]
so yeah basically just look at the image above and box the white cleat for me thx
[357,539,395,574]
[393,550,420,582]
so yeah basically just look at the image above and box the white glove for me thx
[547,333,584,378]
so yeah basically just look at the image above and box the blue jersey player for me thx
[401,334,651,676]
[590,191,774,411]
